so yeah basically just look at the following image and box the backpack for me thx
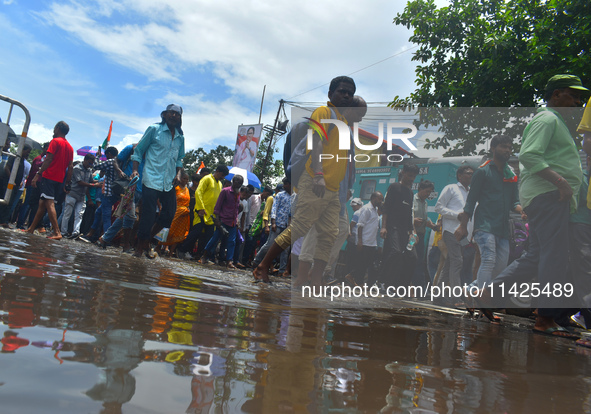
[283,108,336,185]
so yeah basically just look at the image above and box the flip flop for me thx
[466,295,501,324]
[533,326,580,340]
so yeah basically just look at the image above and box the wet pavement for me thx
[1,228,591,414]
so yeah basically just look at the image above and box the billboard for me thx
[232,124,262,172]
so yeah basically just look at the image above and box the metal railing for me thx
[0,94,31,205]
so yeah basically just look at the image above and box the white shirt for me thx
[356,202,380,247]
[237,199,248,228]
[246,194,261,227]
[435,182,472,237]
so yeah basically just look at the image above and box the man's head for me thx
[83,153,96,168]
[490,135,513,164]
[350,197,363,211]
[399,164,419,187]
[328,76,356,108]
[417,180,435,201]
[42,142,50,156]
[104,146,119,160]
[282,176,292,194]
[370,191,384,208]
[231,174,244,190]
[345,95,368,124]
[545,75,588,108]
[161,104,183,130]
[274,183,283,194]
[22,144,32,160]
[214,164,229,180]
[239,185,252,200]
[53,121,69,138]
[200,167,211,177]
[456,165,474,187]
[262,186,273,199]
[246,184,255,196]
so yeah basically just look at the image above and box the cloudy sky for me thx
[0,0,443,157]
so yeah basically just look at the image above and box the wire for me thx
[287,46,418,100]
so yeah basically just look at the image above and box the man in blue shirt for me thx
[131,104,185,258]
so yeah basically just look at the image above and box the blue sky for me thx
[0,0,442,158]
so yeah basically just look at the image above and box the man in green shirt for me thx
[458,135,524,289]
[489,74,587,337]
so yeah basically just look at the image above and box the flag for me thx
[197,161,205,173]
[101,120,113,149]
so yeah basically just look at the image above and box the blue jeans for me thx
[253,227,288,271]
[470,230,509,289]
[91,194,117,236]
[204,223,237,262]
[102,192,140,243]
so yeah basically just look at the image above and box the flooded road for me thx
[1,229,591,413]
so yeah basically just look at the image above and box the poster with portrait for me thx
[232,124,262,172]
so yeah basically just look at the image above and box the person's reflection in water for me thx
[185,350,224,414]
[84,329,144,414]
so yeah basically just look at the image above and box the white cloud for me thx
[27,122,54,144]
[4,1,426,158]
[38,0,418,101]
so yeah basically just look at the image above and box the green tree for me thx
[253,131,284,189]
[182,145,234,175]
[392,0,591,155]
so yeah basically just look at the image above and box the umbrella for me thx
[225,167,261,190]
[2,123,43,151]
[77,146,106,161]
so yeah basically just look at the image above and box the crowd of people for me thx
[2,74,591,347]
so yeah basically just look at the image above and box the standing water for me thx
[1,229,591,413]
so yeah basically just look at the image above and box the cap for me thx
[161,104,183,116]
[545,75,589,93]
[275,184,284,192]
[350,197,363,206]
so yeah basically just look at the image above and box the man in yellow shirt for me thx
[177,164,228,260]
[253,76,357,284]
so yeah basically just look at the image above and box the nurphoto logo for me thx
[305,119,417,164]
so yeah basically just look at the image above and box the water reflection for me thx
[2,230,591,413]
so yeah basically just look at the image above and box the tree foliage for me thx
[181,136,284,190]
[392,0,591,155]
[182,145,234,175]
[253,131,284,189]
